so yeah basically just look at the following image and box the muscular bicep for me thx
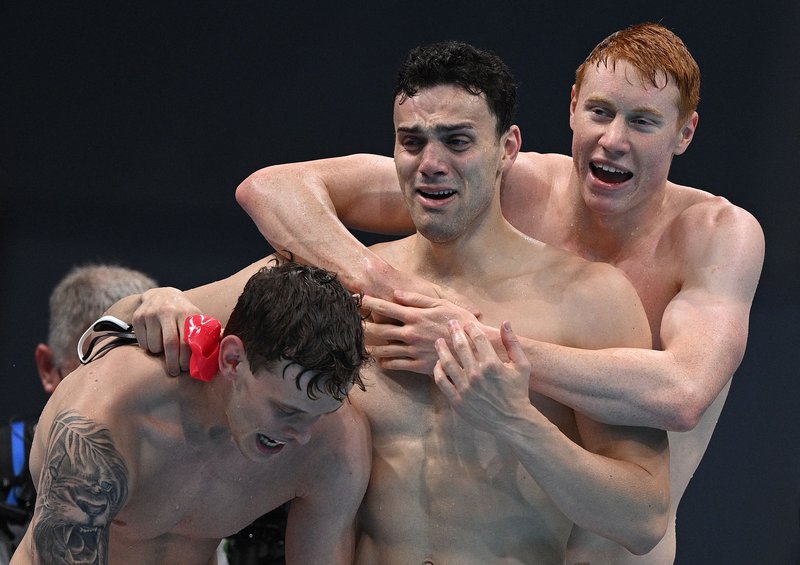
[660,203,765,404]
[29,410,129,565]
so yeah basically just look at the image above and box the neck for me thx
[195,376,232,437]
[565,175,667,262]
[410,207,531,285]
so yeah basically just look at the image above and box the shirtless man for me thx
[1,264,157,564]
[11,262,371,565]
[130,41,670,563]
[232,23,765,563]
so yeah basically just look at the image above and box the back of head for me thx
[575,22,700,123]
[394,40,518,137]
[47,264,158,372]
[224,261,368,401]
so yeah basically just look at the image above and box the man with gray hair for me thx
[34,264,159,393]
[1,264,157,563]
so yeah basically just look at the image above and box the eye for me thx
[589,106,612,120]
[274,404,299,417]
[629,116,662,131]
[398,135,424,152]
[446,136,472,150]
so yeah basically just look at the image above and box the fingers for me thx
[131,311,163,354]
[161,314,185,376]
[365,320,406,343]
[499,321,531,373]
[362,294,418,325]
[130,287,198,377]
[432,355,459,404]
[393,290,441,308]
[369,342,438,375]
[435,325,472,390]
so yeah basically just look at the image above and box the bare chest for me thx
[613,255,681,346]
[115,440,302,541]
[523,216,683,347]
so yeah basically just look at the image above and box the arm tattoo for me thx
[31,410,129,565]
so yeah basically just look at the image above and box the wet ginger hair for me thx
[575,22,700,124]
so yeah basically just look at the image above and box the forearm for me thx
[496,409,668,554]
[518,337,715,431]
[235,158,406,297]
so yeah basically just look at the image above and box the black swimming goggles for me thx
[77,315,137,365]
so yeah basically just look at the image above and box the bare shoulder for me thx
[510,151,573,177]
[39,346,166,440]
[670,183,762,235]
[668,184,765,274]
[501,152,572,228]
[296,404,371,497]
[504,152,571,193]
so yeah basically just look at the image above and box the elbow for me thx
[619,474,670,556]
[667,405,704,433]
[234,170,263,214]
[625,501,670,556]
[659,382,708,432]
[626,520,668,556]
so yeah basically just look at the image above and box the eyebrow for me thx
[396,122,475,134]
[275,400,342,415]
[585,95,666,119]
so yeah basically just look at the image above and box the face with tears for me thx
[393,84,518,243]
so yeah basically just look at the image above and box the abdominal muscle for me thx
[351,371,572,565]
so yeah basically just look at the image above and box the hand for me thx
[131,287,201,376]
[370,265,480,318]
[363,291,483,374]
[433,320,532,434]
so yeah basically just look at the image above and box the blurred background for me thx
[3,2,798,562]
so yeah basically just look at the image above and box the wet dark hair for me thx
[393,40,518,138]
[223,261,368,400]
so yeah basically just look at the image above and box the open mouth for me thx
[257,434,286,452]
[417,188,456,200]
[590,162,633,184]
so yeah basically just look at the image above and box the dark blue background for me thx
[2,2,798,562]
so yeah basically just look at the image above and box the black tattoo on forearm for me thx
[31,410,129,565]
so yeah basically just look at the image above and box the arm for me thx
[525,204,765,430]
[366,205,765,431]
[105,256,277,375]
[235,154,441,299]
[283,408,371,565]
[434,322,669,555]
[18,410,130,565]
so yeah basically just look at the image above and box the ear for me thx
[674,111,699,156]
[35,343,62,394]
[500,125,522,173]
[569,84,578,130]
[218,335,246,379]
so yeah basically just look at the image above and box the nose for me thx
[598,117,630,155]
[283,420,315,445]
[418,142,449,178]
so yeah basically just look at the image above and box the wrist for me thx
[359,254,402,299]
